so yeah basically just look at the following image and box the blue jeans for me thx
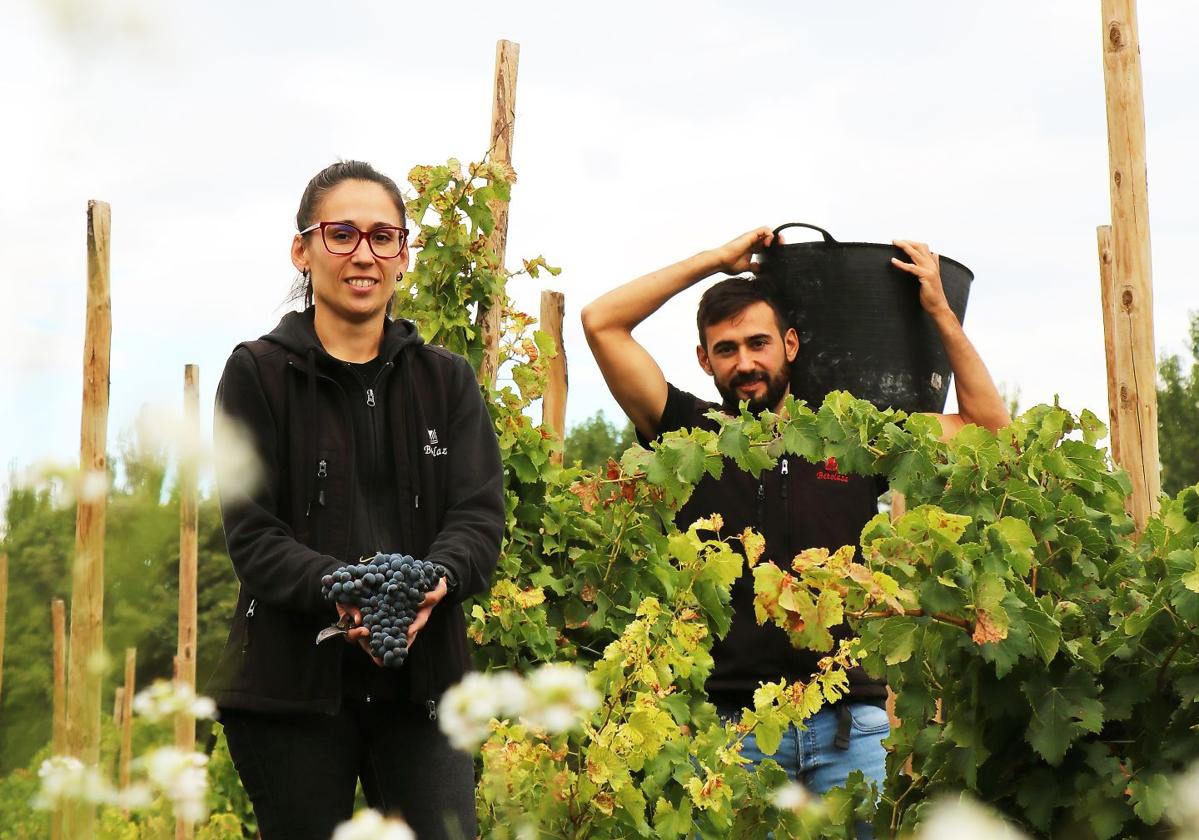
[715,702,889,837]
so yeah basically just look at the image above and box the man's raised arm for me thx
[892,239,1011,439]
[581,227,775,441]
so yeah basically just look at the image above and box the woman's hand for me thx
[892,240,951,318]
[336,601,383,666]
[407,577,449,650]
[714,227,775,275]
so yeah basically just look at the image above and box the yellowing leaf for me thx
[741,528,766,567]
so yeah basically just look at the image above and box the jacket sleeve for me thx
[424,357,505,603]
[215,347,338,614]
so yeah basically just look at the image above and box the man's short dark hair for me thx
[696,275,791,348]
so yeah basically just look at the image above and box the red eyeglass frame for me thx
[298,221,410,258]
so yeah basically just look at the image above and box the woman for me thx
[208,160,504,839]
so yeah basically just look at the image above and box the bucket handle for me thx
[771,223,838,244]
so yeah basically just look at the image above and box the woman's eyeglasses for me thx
[299,222,409,259]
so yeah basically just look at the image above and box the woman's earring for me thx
[396,272,404,283]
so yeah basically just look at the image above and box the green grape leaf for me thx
[876,616,921,665]
[1022,604,1062,666]
[989,517,1037,577]
[1129,773,1171,825]
[1021,669,1105,765]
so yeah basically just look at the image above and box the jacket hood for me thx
[261,307,424,367]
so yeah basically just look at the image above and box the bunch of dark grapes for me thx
[321,553,446,669]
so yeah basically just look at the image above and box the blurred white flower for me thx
[132,680,218,723]
[86,647,113,677]
[191,695,218,720]
[439,664,599,752]
[523,663,600,734]
[14,459,109,507]
[439,671,527,751]
[332,809,416,840]
[127,402,263,498]
[1171,762,1199,838]
[78,469,109,502]
[211,406,263,497]
[113,781,154,810]
[33,756,115,810]
[137,747,209,824]
[771,781,812,813]
[917,796,1028,840]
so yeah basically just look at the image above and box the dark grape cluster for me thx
[321,553,446,669]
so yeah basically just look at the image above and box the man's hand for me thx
[892,240,951,317]
[407,577,448,650]
[891,238,1010,438]
[336,601,382,666]
[715,227,776,275]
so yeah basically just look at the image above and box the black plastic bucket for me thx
[758,223,973,415]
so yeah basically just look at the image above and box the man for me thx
[580,226,1009,798]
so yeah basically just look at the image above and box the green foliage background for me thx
[1158,311,1199,496]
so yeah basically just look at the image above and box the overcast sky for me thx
[2,0,1197,499]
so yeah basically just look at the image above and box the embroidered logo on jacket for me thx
[424,428,447,458]
[816,456,849,483]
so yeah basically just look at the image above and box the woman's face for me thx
[291,179,409,324]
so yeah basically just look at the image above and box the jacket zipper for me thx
[780,458,791,557]
[241,598,257,653]
[316,459,328,507]
[359,361,393,552]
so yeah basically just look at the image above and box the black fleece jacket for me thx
[206,309,504,715]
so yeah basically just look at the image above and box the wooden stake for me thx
[119,647,135,791]
[51,598,66,840]
[175,364,200,839]
[64,200,111,839]
[1100,0,1160,529]
[540,291,568,462]
[0,553,7,704]
[51,599,67,755]
[1096,225,1125,470]
[477,39,520,388]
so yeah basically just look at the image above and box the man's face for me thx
[697,301,799,413]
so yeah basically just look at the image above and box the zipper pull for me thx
[780,458,789,499]
[246,598,257,618]
[316,459,328,507]
[427,699,438,721]
[414,494,420,510]
[757,483,765,501]
[366,388,376,407]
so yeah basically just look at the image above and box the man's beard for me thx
[716,366,791,414]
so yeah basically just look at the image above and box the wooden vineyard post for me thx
[119,647,135,791]
[51,598,67,840]
[540,291,568,463]
[1100,0,1160,530]
[477,39,520,388]
[176,364,200,839]
[1096,225,1125,471]
[0,552,7,704]
[64,200,112,839]
[51,599,68,755]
